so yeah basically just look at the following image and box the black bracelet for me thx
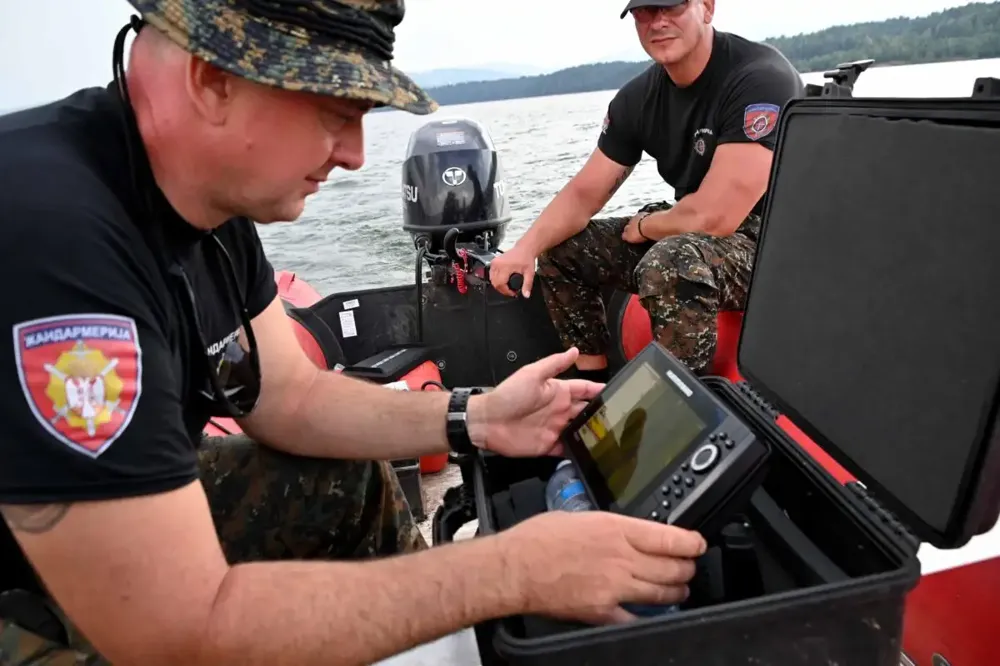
[637,214,655,242]
[446,387,484,454]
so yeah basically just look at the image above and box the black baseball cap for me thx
[620,0,687,19]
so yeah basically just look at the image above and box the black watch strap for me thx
[446,387,483,454]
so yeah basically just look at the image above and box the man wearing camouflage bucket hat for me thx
[0,1,708,664]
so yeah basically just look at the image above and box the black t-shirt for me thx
[0,86,277,589]
[598,30,804,217]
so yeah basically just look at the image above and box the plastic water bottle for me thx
[545,460,595,512]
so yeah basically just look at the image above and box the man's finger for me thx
[568,401,589,420]
[625,582,691,608]
[630,552,698,586]
[564,379,604,401]
[622,519,707,559]
[522,270,535,298]
[543,441,565,457]
[491,270,514,297]
[530,347,580,379]
[600,605,637,625]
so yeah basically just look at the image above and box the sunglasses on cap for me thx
[628,1,691,22]
[174,233,263,419]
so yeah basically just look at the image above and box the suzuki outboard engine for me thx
[401,118,511,256]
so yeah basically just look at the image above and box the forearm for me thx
[641,194,726,240]
[519,181,605,255]
[202,535,523,666]
[243,369,487,459]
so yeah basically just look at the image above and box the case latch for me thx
[971,77,1000,98]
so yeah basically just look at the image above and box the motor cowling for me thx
[401,117,511,255]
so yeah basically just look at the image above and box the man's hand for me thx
[490,244,537,298]
[469,347,604,457]
[621,211,652,244]
[637,143,775,241]
[500,510,707,624]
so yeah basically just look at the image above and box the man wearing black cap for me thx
[491,0,803,380]
[0,2,709,664]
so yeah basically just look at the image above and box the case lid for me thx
[738,95,1000,550]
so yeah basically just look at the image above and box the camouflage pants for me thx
[536,201,760,373]
[0,435,426,665]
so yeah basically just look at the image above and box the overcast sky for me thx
[0,0,975,111]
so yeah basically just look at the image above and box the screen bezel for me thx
[560,345,729,513]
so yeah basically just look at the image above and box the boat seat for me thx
[339,345,441,388]
[338,345,450,474]
[284,303,346,370]
[619,293,744,381]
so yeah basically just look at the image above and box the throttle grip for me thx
[507,273,524,294]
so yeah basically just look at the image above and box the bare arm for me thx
[235,296,491,459]
[516,148,637,256]
[2,484,522,666]
[639,143,775,240]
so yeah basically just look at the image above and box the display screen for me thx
[576,361,708,507]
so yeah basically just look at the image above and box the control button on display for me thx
[691,443,720,473]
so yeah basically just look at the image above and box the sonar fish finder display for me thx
[576,361,708,507]
[562,343,769,530]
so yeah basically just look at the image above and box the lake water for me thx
[256,57,1000,295]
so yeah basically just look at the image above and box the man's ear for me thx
[184,56,233,126]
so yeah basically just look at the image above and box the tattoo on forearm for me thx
[609,166,635,196]
[1,504,71,534]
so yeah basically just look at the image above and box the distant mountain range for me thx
[409,63,552,88]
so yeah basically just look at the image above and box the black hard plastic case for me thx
[463,83,1000,665]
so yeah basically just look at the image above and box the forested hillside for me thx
[767,1,1000,71]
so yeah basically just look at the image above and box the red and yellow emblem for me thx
[14,314,141,458]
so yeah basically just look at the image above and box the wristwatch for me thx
[446,387,484,454]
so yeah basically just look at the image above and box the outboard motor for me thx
[400,117,523,351]
[401,117,511,256]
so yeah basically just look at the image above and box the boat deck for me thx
[376,629,483,666]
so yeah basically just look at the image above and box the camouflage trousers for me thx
[536,201,760,374]
[0,435,426,665]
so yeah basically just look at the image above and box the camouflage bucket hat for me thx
[124,0,438,114]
